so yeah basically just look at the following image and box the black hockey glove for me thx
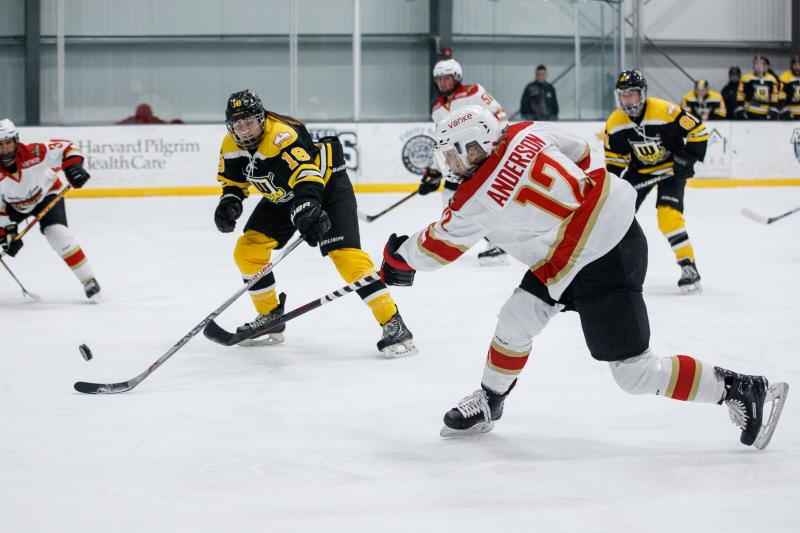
[290,199,331,247]
[214,194,243,233]
[381,233,415,287]
[418,167,442,196]
[672,150,697,180]
[1,224,23,257]
[63,163,91,189]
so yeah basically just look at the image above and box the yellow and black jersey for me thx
[604,97,708,177]
[680,89,726,120]
[779,70,800,119]
[736,72,779,118]
[217,115,341,205]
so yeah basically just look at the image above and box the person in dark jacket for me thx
[721,66,741,121]
[520,65,559,120]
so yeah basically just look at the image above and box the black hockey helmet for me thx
[615,70,647,117]
[225,89,266,149]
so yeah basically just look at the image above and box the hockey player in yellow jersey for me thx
[214,89,416,356]
[680,79,726,120]
[605,71,708,294]
[736,55,779,119]
[779,54,800,120]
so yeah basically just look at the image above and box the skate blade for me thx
[440,420,494,437]
[237,332,285,347]
[478,255,509,267]
[753,382,789,450]
[382,339,418,359]
[679,282,702,295]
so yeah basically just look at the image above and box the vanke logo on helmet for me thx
[448,113,473,128]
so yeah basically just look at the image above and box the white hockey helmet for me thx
[0,119,18,142]
[433,59,463,82]
[433,105,502,178]
[0,118,19,166]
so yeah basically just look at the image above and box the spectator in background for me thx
[520,65,559,120]
[721,66,740,120]
[736,55,779,120]
[117,104,167,125]
[681,78,726,120]
[779,54,800,120]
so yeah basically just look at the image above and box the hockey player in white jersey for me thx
[418,58,510,265]
[381,105,788,449]
[0,119,101,301]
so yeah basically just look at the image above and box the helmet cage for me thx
[615,86,647,117]
[226,114,265,150]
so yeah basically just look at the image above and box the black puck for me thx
[79,344,93,361]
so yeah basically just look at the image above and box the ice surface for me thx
[1,187,798,532]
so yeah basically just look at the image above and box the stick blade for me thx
[356,210,369,222]
[203,319,240,346]
[74,380,134,394]
[741,207,770,224]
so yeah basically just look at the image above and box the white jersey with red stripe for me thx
[0,140,80,224]
[432,83,508,127]
[397,121,637,300]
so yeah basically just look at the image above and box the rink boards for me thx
[21,121,800,196]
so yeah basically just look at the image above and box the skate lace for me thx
[382,317,402,338]
[246,312,277,330]
[456,390,491,424]
[680,264,697,279]
[725,398,748,430]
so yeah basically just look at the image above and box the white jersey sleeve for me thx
[532,122,590,168]
[397,202,489,272]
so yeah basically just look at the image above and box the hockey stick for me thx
[73,236,305,394]
[631,174,674,191]
[0,256,41,301]
[0,185,72,260]
[357,191,419,223]
[741,205,800,225]
[16,185,72,241]
[204,272,383,346]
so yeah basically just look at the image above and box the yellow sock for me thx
[233,229,280,314]
[657,205,695,263]
[328,248,398,324]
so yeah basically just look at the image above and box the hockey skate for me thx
[236,293,286,347]
[83,278,102,303]
[677,258,702,294]
[440,384,511,437]
[478,240,509,266]
[716,367,789,450]
[377,312,417,358]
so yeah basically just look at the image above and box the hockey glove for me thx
[214,194,243,233]
[381,233,415,287]
[63,163,91,189]
[0,224,23,257]
[672,150,697,180]
[290,199,331,247]
[418,167,442,196]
